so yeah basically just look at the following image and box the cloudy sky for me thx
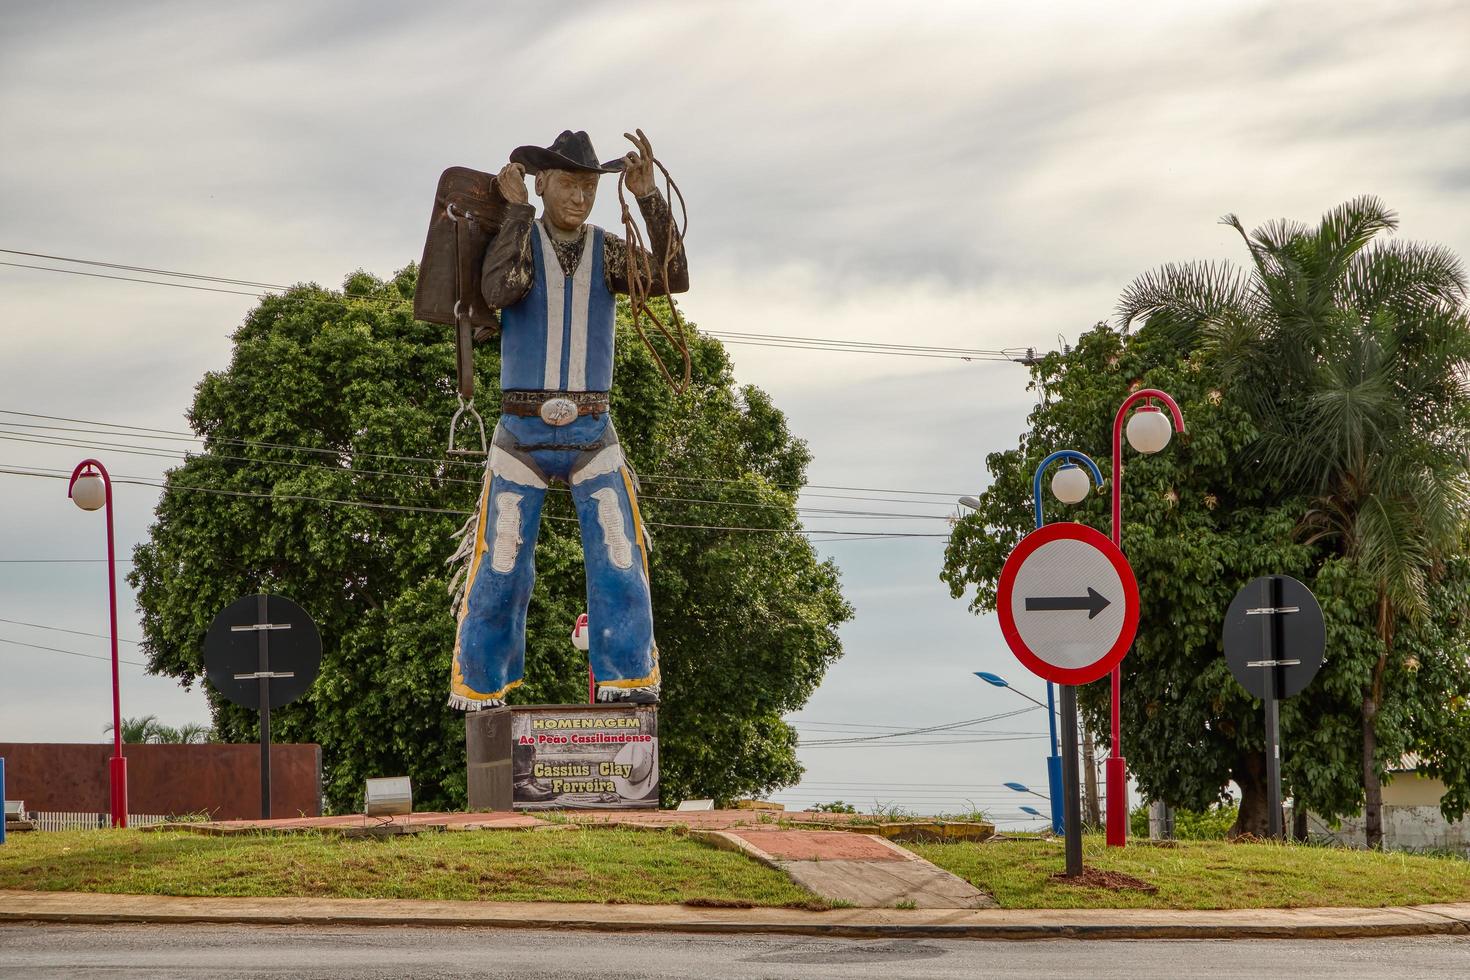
[2,0,1467,825]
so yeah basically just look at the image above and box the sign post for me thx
[205,595,322,820]
[1026,450,1106,837]
[1223,575,1325,840]
[1057,684,1082,872]
[998,521,1139,876]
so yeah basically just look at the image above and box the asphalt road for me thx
[1,924,1469,978]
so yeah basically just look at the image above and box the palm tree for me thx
[172,722,216,744]
[1118,195,1470,847]
[105,715,166,744]
[105,716,216,744]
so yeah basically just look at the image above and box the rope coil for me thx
[617,158,691,395]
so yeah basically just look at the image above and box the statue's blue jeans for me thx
[453,412,658,703]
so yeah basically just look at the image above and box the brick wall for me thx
[0,742,321,820]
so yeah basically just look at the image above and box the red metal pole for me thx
[1106,389,1183,847]
[69,460,127,829]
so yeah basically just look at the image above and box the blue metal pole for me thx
[0,757,6,846]
[1044,686,1064,835]
[1031,450,1104,838]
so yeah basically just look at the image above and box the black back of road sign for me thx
[1223,575,1325,700]
[204,594,321,709]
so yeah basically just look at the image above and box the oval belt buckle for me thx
[539,397,579,426]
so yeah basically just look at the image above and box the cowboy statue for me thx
[442,129,688,710]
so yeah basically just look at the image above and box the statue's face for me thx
[536,168,601,234]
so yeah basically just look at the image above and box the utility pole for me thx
[1082,728,1101,828]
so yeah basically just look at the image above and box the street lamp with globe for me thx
[1105,390,1185,847]
[962,449,1104,840]
[67,459,127,829]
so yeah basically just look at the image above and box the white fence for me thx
[1305,807,1470,855]
[27,812,171,832]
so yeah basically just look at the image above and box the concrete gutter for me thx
[2,891,1469,941]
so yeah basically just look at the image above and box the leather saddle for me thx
[413,166,506,341]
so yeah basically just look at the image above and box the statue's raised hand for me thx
[497,162,528,204]
[622,129,655,197]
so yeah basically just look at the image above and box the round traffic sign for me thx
[204,594,322,709]
[996,522,1139,685]
[1223,575,1325,700]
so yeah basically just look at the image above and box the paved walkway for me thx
[706,830,994,909]
[3,891,1468,941]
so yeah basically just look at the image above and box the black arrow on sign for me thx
[1025,587,1111,620]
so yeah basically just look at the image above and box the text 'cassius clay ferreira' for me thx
[423,129,689,712]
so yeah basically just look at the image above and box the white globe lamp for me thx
[1050,463,1091,505]
[1126,405,1172,454]
[71,473,106,511]
[570,615,590,652]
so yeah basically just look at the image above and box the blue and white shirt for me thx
[499,222,618,393]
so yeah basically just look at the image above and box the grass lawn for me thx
[909,834,1470,910]
[0,827,821,908]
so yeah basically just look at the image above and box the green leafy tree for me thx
[129,269,850,812]
[943,323,1317,835]
[943,336,1470,836]
[1117,196,1470,847]
[944,198,1470,842]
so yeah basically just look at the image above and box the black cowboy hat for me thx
[510,130,624,176]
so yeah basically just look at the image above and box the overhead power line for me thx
[775,792,1033,801]
[0,559,135,564]
[0,427,954,523]
[792,780,1044,788]
[797,706,1038,745]
[0,248,1035,362]
[0,260,267,297]
[792,725,1039,737]
[0,408,973,501]
[798,734,1048,748]
[0,617,141,644]
[0,248,289,289]
[0,636,149,668]
[0,465,952,538]
[0,409,969,540]
[792,717,1026,731]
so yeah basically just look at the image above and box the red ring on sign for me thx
[996,521,1139,686]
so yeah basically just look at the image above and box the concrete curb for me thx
[2,891,1468,941]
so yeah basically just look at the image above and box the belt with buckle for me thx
[501,390,610,426]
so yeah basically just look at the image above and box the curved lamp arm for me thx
[1113,388,1185,437]
[1031,450,1105,529]
[67,458,111,497]
[1111,389,1185,545]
